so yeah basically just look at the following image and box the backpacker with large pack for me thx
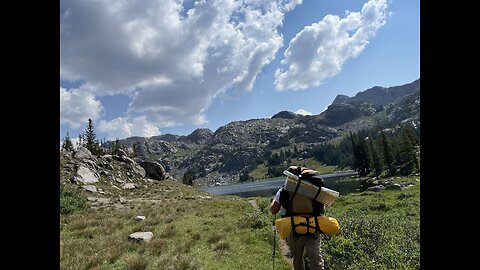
[274,166,340,239]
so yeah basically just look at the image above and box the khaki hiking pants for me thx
[286,233,324,270]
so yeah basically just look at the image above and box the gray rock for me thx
[63,163,75,172]
[385,183,402,190]
[122,155,136,165]
[99,161,114,170]
[122,183,136,189]
[74,165,99,184]
[131,165,146,178]
[101,154,113,161]
[87,197,110,204]
[115,178,124,183]
[82,185,97,193]
[118,149,128,157]
[135,215,146,221]
[128,232,153,242]
[139,161,168,180]
[82,159,97,168]
[74,147,93,160]
[365,185,385,192]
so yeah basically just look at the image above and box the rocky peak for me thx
[150,134,180,142]
[271,111,297,119]
[352,79,420,106]
[180,128,214,144]
[331,94,351,105]
[331,79,420,107]
[319,100,378,127]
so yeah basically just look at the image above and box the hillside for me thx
[98,78,420,186]
[331,79,420,107]
[60,166,420,269]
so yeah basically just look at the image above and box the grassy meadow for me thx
[60,177,420,269]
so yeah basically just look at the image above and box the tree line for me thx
[261,123,420,178]
[311,124,420,177]
[61,118,125,156]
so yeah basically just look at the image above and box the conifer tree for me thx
[61,132,74,152]
[356,132,371,176]
[83,118,102,155]
[77,134,83,149]
[350,131,370,175]
[182,170,195,186]
[379,130,396,176]
[395,127,419,175]
[350,131,359,171]
[111,138,122,155]
[402,124,420,146]
[368,135,382,176]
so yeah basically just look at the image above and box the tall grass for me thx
[60,180,290,270]
[60,178,419,270]
[320,179,420,269]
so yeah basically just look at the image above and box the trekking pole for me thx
[272,214,276,270]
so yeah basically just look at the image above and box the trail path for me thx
[248,199,293,268]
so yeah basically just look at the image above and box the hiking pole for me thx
[272,214,276,270]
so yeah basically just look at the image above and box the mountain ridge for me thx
[102,78,420,185]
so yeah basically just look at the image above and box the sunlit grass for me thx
[60,177,419,270]
[60,180,290,270]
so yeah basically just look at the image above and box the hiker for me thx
[270,166,325,270]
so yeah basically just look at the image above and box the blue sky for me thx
[60,0,419,144]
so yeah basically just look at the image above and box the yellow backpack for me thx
[275,216,340,240]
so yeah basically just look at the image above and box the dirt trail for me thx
[248,199,293,268]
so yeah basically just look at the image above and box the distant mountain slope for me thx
[332,79,420,106]
[105,78,420,185]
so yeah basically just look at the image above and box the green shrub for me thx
[238,210,270,229]
[60,183,87,214]
[256,197,271,213]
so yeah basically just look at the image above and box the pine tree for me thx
[182,170,195,186]
[350,131,370,176]
[84,118,102,155]
[368,135,382,176]
[395,127,419,175]
[402,124,420,147]
[350,131,360,172]
[356,132,371,176]
[77,134,83,149]
[61,132,74,152]
[111,138,122,155]
[379,130,396,176]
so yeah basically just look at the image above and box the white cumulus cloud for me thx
[294,109,312,116]
[60,0,302,128]
[98,116,161,140]
[60,87,104,129]
[274,0,388,91]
